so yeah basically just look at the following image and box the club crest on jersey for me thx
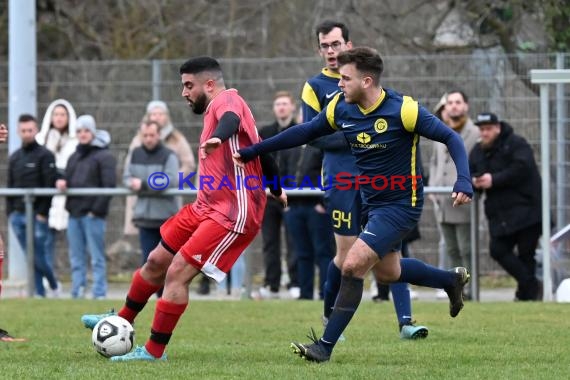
[374,118,388,134]
[356,132,371,144]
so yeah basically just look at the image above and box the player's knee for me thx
[144,253,169,277]
[341,261,366,278]
[373,266,400,283]
[166,257,186,277]
[382,270,400,283]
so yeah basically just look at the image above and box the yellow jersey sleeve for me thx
[325,92,342,130]
[301,82,321,113]
[401,95,419,132]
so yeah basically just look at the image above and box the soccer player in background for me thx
[82,56,286,361]
[303,20,427,339]
[236,47,472,362]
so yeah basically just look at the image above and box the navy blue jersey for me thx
[322,88,441,207]
[302,68,357,183]
[239,88,472,209]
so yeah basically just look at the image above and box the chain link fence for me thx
[0,51,568,282]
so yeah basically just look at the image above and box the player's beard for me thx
[191,93,208,114]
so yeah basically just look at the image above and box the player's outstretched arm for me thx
[237,115,334,164]
[415,107,473,205]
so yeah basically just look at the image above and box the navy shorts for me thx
[359,202,423,258]
[325,187,362,236]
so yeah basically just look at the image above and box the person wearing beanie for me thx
[123,100,204,290]
[56,114,116,299]
[123,100,196,234]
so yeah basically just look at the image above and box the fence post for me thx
[470,192,480,301]
[152,59,161,100]
[555,53,566,231]
[25,193,35,298]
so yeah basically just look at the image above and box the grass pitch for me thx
[1,299,569,379]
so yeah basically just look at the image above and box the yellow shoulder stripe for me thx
[326,93,342,130]
[301,83,321,113]
[401,96,419,132]
[322,68,342,79]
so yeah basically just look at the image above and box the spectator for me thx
[429,91,479,275]
[8,114,58,298]
[124,100,196,235]
[56,115,116,299]
[123,120,179,265]
[469,112,542,301]
[284,141,334,300]
[430,93,451,299]
[123,101,209,294]
[37,99,78,275]
[257,91,300,299]
[433,93,450,125]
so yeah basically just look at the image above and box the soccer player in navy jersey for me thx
[236,47,472,362]
[303,20,427,340]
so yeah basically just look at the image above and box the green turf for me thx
[1,299,569,379]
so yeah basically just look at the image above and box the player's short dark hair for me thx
[18,114,37,124]
[179,56,223,78]
[337,47,384,85]
[447,89,469,103]
[315,20,350,43]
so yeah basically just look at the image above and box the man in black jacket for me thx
[469,112,542,301]
[8,114,58,298]
[271,91,334,300]
[257,91,300,299]
[56,115,116,299]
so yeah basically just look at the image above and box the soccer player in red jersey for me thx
[82,57,286,361]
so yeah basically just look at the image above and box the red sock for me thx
[145,299,188,358]
[118,269,162,323]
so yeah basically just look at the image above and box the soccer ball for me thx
[91,316,134,358]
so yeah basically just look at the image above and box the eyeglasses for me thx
[319,41,343,51]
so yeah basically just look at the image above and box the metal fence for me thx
[1,186,484,300]
[0,52,568,292]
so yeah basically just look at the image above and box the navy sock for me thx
[390,282,412,326]
[323,261,342,319]
[321,276,363,352]
[399,258,454,289]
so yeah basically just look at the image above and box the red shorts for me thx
[160,203,258,282]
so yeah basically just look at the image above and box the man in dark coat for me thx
[257,91,300,298]
[469,112,542,301]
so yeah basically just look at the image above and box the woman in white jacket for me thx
[37,99,78,282]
